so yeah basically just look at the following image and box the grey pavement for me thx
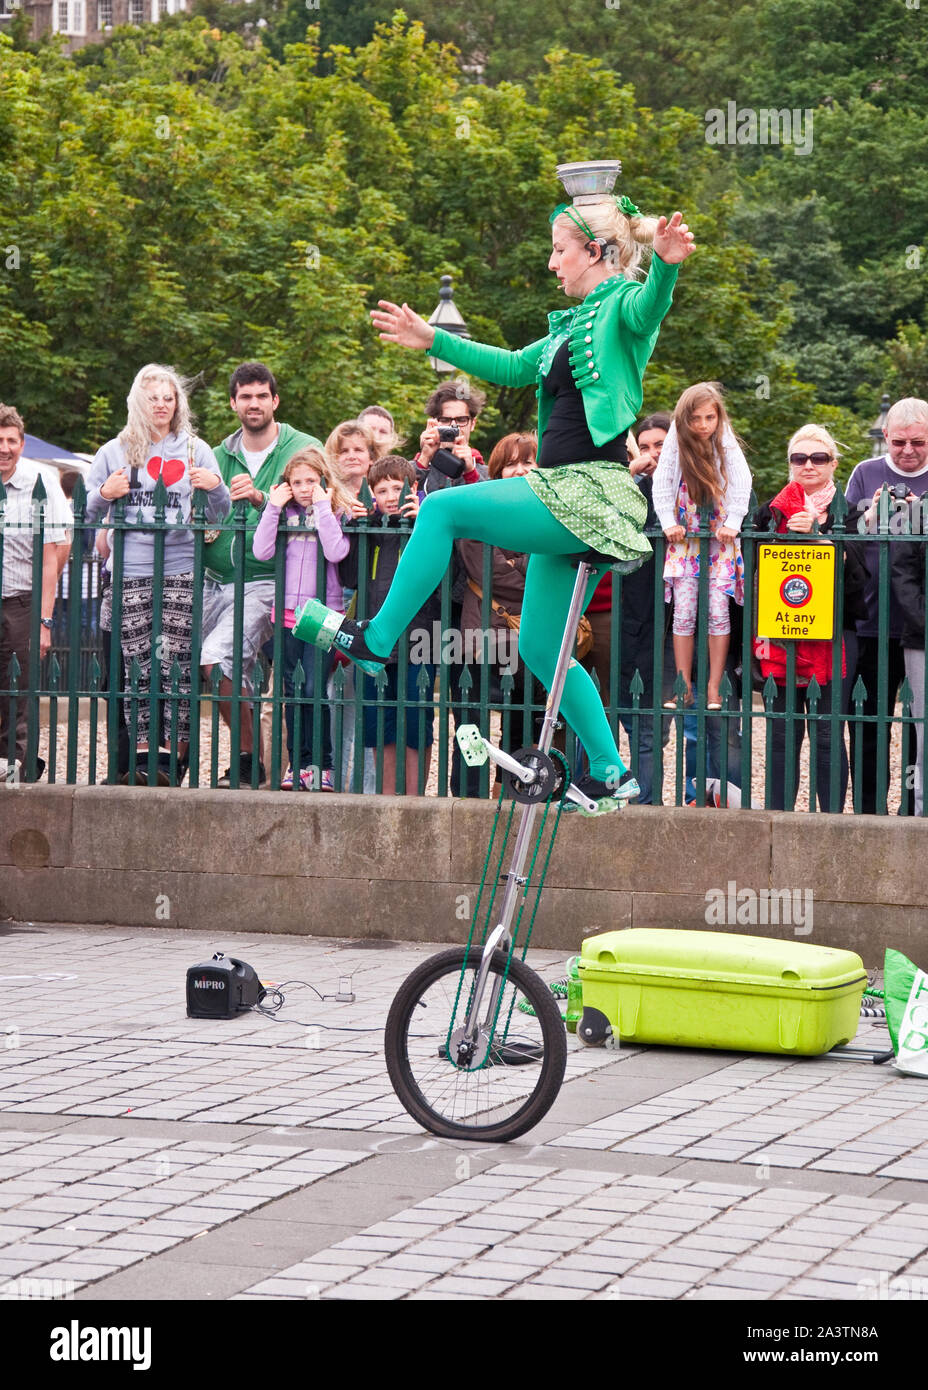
[0,919,922,1303]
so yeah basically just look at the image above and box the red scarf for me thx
[753,480,845,687]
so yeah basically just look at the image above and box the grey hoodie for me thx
[86,432,230,578]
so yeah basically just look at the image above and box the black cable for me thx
[248,978,383,1032]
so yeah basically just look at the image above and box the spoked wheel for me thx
[385,946,568,1142]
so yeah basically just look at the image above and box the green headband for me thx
[549,193,642,239]
[549,202,596,241]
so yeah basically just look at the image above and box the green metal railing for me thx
[2,473,927,811]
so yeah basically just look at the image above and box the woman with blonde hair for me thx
[751,423,868,811]
[86,364,229,783]
[324,420,380,507]
[297,168,696,813]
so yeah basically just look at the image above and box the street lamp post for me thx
[428,275,469,374]
[869,391,891,457]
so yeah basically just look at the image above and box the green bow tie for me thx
[547,306,578,333]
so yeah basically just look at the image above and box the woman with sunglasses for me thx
[752,425,868,811]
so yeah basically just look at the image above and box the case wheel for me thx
[577,1006,613,1048]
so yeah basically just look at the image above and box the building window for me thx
[97,0,113,26]
[158,0,167,14]
[56,0,85,32]
[129,0,144,21]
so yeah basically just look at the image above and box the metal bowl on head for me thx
[555,160,622,199]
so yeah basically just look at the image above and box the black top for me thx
[539,341,628,468]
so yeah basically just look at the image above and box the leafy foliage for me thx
[0,7,917,502]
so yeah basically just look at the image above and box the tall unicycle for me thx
[384,551,634,1142]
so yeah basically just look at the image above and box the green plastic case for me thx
[579,929,868,1055]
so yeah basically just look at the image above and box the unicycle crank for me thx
[500,747,565,805]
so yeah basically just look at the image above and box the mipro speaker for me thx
[186,953,265,1019]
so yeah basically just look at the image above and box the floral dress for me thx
[662,478,745,605]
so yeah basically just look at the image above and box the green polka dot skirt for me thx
[525,460,652,572]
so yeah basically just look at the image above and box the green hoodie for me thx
[206,421,323,585]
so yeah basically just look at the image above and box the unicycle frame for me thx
[452,557,603,1065]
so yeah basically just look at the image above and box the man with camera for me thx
[412,380,490,792]
[845,397,928,813]
[414,379,489,493]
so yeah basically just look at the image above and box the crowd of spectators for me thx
[2,372,927,812]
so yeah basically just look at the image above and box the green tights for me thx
[365,477,626,781]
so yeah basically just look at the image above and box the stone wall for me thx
[0,786,923,966]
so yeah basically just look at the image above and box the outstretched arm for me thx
[616,212,696,338]
[371,299,544,388]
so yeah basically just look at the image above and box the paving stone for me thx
[418,1275,514,1297]
[607,1276,696,1298]
[378,1254,459,1275]
[700,1268,789,1292]
[650,1246,729,1271]
[504,1283,589,1301]
[531,1267,612,1291]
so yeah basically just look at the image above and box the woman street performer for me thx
[297,175,695,810]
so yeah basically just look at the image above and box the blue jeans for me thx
[683,699,743,802]
[282,630,332,771]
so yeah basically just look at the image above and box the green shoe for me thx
[293,600,387,676]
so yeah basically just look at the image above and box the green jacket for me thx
[428,254,679,448]
[206,421,322,584]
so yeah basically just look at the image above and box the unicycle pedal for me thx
[455,723,489,767]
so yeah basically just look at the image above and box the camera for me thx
[437,423,460,444]
[885,483,910,501]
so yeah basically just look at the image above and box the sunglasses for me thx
[788,452,834,467]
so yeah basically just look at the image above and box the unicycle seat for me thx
[569,547,617,567]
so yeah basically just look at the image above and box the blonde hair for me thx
[325,420,379,464]
[786,424,839,460]
[552,197,661,280]
[119,364,194,471]
[284,445,356,518]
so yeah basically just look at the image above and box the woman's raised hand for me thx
[371,300,436,351]
[653,212,696,265]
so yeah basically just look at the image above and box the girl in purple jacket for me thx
[252,447,353,790]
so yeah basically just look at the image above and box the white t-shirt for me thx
[241,438,277,478]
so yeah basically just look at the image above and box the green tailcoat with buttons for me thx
[427,254,679,446]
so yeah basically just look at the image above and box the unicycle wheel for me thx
[385,946,567,1142]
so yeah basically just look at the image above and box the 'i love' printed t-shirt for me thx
[86,433,230,578]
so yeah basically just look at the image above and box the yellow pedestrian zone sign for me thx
[757,541,835,641]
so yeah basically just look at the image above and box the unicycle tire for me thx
[385,946,567,1142]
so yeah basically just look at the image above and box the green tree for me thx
[0,10,886,495]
